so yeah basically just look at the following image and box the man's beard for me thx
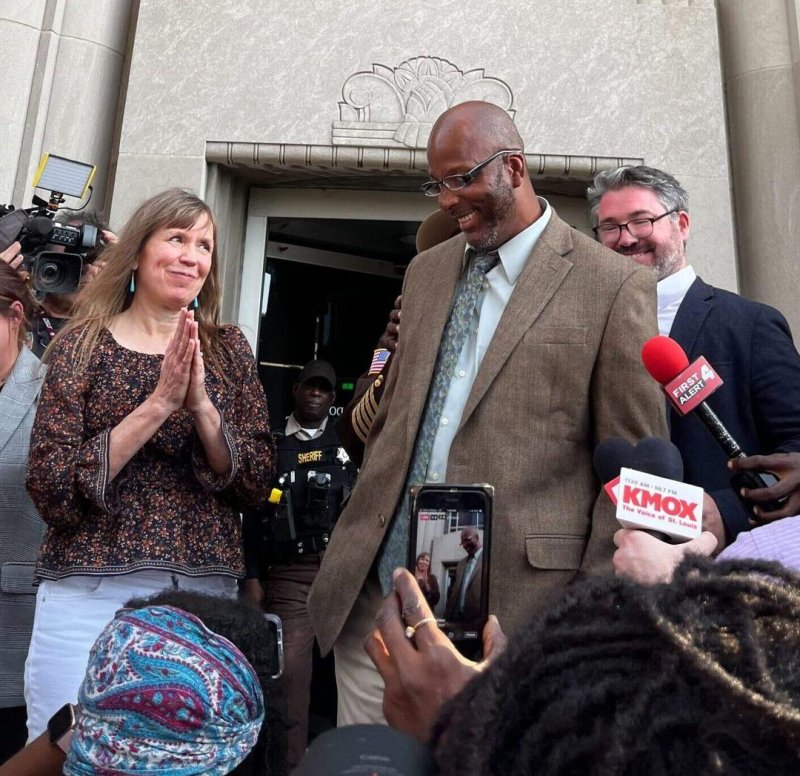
[617,237,685,281]
[469,172,516,252]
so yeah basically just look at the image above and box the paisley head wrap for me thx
[64,605,265,775]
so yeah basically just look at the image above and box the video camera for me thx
[0,153,99,299]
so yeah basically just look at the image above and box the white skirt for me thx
[23,569,237,740]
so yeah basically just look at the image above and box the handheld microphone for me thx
[592,437,634,499]
[593,437,699,542]
[641,335,786,515]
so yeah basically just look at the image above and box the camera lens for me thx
[31,252,82,294]
[39,262,60,281]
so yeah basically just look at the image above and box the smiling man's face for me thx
[596,185,689,281]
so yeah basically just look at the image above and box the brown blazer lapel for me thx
[459,213,574,430]
[403,237,466,443]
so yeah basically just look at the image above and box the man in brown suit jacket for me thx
[444,526,484,627]
[308,101,667,725]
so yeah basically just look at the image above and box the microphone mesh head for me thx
[29,216,55,237]
[630,437,684,482]
[593,437,634,484]
[641,336,689,385]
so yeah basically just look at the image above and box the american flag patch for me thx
[368,348,390,375]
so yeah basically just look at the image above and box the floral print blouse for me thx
[27,326,274,579]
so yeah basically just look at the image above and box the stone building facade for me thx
[2,0,799,345]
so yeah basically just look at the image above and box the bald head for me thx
[460,526,481,557]
[425,101,540,251]
[429,101,524,156]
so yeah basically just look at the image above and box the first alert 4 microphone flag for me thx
[615,468,703,543]
[664,356,724,415]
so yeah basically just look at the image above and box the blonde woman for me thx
[23,189,274,738]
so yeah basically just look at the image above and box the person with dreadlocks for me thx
[369,561,800,774]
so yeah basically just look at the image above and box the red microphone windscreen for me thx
[641,336,689,385]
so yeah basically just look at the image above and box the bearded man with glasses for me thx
[309,102,667,726]
[588,164,800,549]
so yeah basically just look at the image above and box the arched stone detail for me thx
[333,57,515,149]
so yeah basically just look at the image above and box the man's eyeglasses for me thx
[592,209,678,243]
[421,149,522,197]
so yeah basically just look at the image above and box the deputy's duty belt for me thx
[269,531,330,561]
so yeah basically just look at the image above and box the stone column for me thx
[717,0,800,336]
[0,0,133,216]
[0,1,46,204]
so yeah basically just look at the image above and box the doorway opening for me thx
[255,215,420,423]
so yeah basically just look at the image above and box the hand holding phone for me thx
[408,484,493,657]
[366,568,506,742]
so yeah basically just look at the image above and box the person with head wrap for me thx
[65,605,264,775]
[0,595,278,776]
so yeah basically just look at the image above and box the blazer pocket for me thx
[525,326,588,345]
[0,562,38,595]
[525,535,585,570]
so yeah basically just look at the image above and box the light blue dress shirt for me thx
[425,198,553,483]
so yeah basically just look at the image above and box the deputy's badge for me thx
[336,447,350,464]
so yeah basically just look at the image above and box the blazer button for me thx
[378,514,386,527]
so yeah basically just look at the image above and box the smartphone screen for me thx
[408,484,493,656]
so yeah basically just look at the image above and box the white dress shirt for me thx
[284,413,328,441]
[426,199,553,483]
[657,265,696,336]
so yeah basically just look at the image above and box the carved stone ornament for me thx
[333,56,515,149]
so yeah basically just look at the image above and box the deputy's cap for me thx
[416,209,460,253]
[293,724,435,775]
[296,359,336,390]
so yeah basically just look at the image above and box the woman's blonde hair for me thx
[49,188,231,374]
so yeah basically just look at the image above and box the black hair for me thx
[124,590,289,776]
[431,556,800,775]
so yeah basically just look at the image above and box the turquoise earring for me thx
[192,296,199,310]
[129,272,135,294]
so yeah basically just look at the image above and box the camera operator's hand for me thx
[729,453,800,521]
[101,229,118,245]
[0,240,23,272]
[365,568,507,742]
[82,260,107,285]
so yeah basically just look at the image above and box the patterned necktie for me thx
[377,249,499,593]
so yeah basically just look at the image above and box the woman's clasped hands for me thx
[153,309,210,417]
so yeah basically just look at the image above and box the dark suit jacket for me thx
[444,553,483,624]
[308,210,668,654]
[669,276,800,537]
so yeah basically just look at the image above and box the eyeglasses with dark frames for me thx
[421,149,523,197]
[592,209,679,243]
